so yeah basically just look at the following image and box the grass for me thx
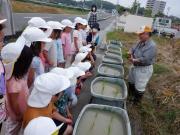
[12,1,88,15]
[153,64,170,74]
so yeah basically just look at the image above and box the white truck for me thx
[153,17,178,38]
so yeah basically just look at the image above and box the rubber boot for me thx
[133,89,144,104]
[128,82,135,98]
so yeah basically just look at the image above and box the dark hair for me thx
[91,4,97,12]
[53,29,61,39]
[0,24,5,31]
[30,41,41,57]
[75,23,82,30]
[12,46,33,80]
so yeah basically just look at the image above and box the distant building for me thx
[146,0,166,16]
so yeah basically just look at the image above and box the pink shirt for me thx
[5,77,29,121]
[61,32,72,57]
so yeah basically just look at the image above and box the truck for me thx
[153,17,178,38]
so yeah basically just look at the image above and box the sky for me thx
[104,0,180,18]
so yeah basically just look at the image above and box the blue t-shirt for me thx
[56,39,65,63]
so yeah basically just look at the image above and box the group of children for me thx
[0,16,100,135]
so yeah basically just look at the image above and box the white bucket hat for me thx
[82,19,88,26]
[74,17,87,25]
[1,42,25,80]
[24,117,63,135]
[27,17,52,37]
[79,46,92,53]
[50,67,74,79]
[22,27,52,47]
[47,21,65,30]
[67,67,85,78]
[0,19,7,24]
[28,73,70,108]
[61,19,75,29]
[72,52,88,65]
[76,62,91,72]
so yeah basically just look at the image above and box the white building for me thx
[146,0,166,16]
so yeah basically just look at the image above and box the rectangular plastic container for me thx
[90,77,127,108]
[107,44,121,50]
[98,63,124,78]
[102,55,123,65]
[105,51,122,59]
[109,40,123,47]
[73,104,131,135]
[107,46,122,55]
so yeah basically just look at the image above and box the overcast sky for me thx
[104,0,180,18]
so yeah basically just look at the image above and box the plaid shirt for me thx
[88,12,97,28]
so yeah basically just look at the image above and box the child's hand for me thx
[67,113,73,119]
[65,118,73,125]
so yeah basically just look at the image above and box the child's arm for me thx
[66,106,72,119]
[74,37,79,52]
[52,111,72,125]
[9,93,22,121]
[43,50,53,66]
[27,68,35,88]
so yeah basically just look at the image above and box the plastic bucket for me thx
[73,104,131,135]
[102,55,123,65]
[98,63,124,78]
[91,77,127,108]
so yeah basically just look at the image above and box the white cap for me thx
[28,73,70,108]
[72,52,88,65]
[1,42,24,80]
[76,62,91,72]
[50,67,74,79]
[47,21,65,30]
[74,17,87,25]
[82,19,88,26]
[68,67,85,78]
[22,27,52,47]
[28,17,50,29]
[61,19,75,29]
[79,46,92,53]
[27,17,52,37]
[24,117,63,135]
[0,19,7,24]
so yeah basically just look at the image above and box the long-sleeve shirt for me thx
[131,39,156,66]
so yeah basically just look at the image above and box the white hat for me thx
[61,19,75,29]
[0,19,7,24]
[76,62,91,72]
[47,21,65,30]
[50,67,74,79]
[79,46,92,53]
[68,67,85,78]
[72,52,88,65]
[22,27,52,47]
[28,17,50,29]
[24,117,63,135]
[82,19,88,26]
[28,73,70,108]
[27,17,52,37]
[74,17,87,25]
[1,42,24,80]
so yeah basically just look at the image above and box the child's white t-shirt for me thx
[72,30,83,52]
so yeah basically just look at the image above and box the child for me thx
[80,19,88,46]
[0,19,7,131]
[21,27,52,88]
[23,73,72,135]
[72,17,84,54]
[43,21,62,70]
[1,42,33,135]
[61,19,74,68]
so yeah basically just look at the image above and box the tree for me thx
[155,12,165,17]
[144,9,152,17]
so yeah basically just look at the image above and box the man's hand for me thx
[65,118,73,125]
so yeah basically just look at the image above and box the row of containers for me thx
[73,40,131,135]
